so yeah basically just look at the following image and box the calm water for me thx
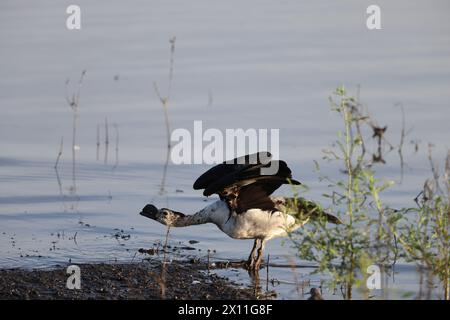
[1,0,449,299]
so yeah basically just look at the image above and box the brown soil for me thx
[0,260,256,300]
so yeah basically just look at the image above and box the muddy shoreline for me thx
[0,261,258,300]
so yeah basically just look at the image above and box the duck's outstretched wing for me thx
[193,152,301,214]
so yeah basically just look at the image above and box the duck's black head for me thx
[140,204,185,226]
[140,204,159,220]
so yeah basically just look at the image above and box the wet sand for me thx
[0,261,256,300]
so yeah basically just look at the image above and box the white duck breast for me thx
[210,202,298,240]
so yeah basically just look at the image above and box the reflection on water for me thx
[1,0,450,299]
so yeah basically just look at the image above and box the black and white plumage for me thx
[140,152,341,271]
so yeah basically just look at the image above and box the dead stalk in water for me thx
[154,36,176,195]
[96,123,100,161]
[148,37,177,298]
[54,137,66,210]
[54,137,63,169]
[112,123,119,170]
[104,117,109,165]
[65,70,86,195]
[395,102,407,183]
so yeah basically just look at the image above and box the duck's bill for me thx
[140,204,158,219]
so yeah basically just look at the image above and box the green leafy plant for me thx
[394,148,449,300]
[289,86,400,299]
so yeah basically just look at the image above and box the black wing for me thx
[193,152,273,191]
[193,152,301,213]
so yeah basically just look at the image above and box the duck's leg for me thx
[246,239,261,269]
[254,239,267,270]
